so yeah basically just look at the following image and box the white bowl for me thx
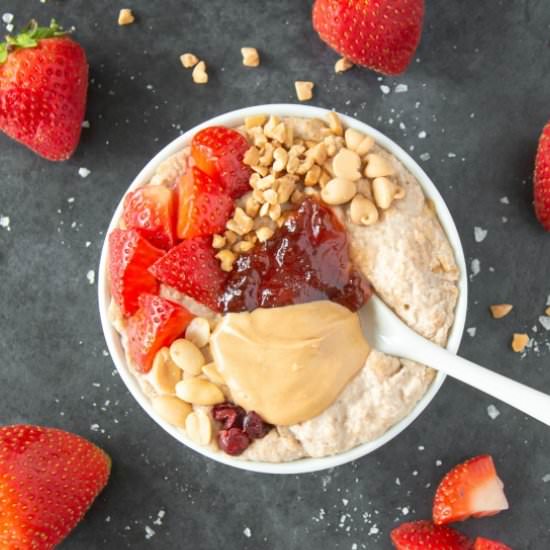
[98,104,468,475]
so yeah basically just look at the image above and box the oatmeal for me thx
[107,112,459,462]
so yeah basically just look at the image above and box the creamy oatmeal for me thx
[108,113,459,462]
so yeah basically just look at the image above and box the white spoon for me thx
[360,295,550,427]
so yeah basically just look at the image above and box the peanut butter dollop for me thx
[209,301,370,426]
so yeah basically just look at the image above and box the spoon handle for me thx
[391,327,550,427]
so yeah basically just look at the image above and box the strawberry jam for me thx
[219,198,371,313]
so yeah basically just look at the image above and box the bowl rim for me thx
[98,103,468,475]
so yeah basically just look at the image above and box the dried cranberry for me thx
[243,411,271,439]
[217,428,251,456]
[212,403,245,429]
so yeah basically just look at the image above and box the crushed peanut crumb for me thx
[545,307,550,317]
[295,81,314,102]
[118,9,135,26]
[192,61,208,84]
[335,57,354,73]
[180,53,199,69]
[490,304,513,319]
[241,47,260,67]
[511,333,529,353]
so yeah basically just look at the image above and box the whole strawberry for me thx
[534,121,550,231]
[0,425,111,549]
[312,0,424,75]
[0,20,88,161]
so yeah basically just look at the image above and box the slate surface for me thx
[1,1,549,548]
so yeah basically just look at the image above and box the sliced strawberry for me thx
[433,455,509,526]
[108,229,165,316]
[0,425,110,548]
[191,126,252,198]
[312,0,424,76]
[534,121,550,231]
[177,167,234,240]
[149,236,227,312]
[474,537,512,550]
[123,185,177,249]
[391,521,472,550]
[126,293,194,373]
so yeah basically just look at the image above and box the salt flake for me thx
[419,152,431,161]
[78,167,91,178]
[474,227,488,243]
[418,131,427,139]
[2,13,14,24]
[470,258,481,279]
[86,270,95,285]
[0,215,10,230]
[243,527,252,538]
[539,316,550,331]
[542,474,550,483]
[500,196,510,205]
[144,526,155,539]
[394,84,408,93]
[487,404,500,420]
[380,85,391,95]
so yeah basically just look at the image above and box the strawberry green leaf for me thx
[0,19,69,64]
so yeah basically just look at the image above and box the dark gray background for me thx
[1,1,549,548]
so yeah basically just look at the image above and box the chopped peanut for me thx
[545,307,550,316]
[245,114,267,129]
[490,304,513,319]
[256,226,274,243]
[216,249,237,272]
[180,53,199,69]
[192,61,208,84]
[241,47,260,67]
[212,234,226,249]
[335,57,354,73]
[326,112,344,137]
[118,9,135,26]
[295,81,314,102]
[511,333,529,353]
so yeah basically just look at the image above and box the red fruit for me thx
[433,455,509,526]
[474,538,512,550]
[0,425,110,549]
[177,167,234,240]
[191,126,252,198]
[123,185,177,249]
[0,20,88,161]
[212,403,246,430]
[534,121,550,231]
[108,229,164,316]
[312,0,424,75]
[242,411,271,439]
[391,521,472,550]
[126,293,194,373]
[217,428,251,456]
[149,236,227,312]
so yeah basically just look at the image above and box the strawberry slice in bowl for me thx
[108,228,165,317]
[433,455,509,525]
[177,166,234,240]
[149,236,227,312]
[127,293,195,373]
[191,126,252,198]
[123,184,177,249]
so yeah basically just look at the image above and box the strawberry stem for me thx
[0,19,69,64]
